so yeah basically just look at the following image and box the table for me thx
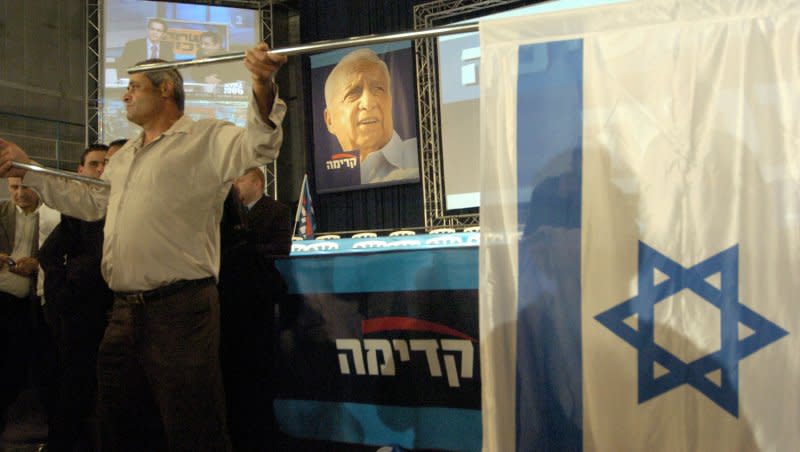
[275,234,480,451]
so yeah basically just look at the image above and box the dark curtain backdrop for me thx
[300,0,424,233]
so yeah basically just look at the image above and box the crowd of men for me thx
[0,41,292,451]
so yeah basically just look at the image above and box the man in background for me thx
[323,48,419,184]
[39,144,113,451]
[0,177,47,440]
[190,31,225,85]
[117,18,175,73]
[235,168,292,259]
[218,167,290,449]
[106,138,128,160]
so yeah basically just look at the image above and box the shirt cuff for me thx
[250,82,287,130]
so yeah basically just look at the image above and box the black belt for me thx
[114,277,215,304]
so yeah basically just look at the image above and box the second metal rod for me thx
[11,161,110,188]
[128,22,479,74]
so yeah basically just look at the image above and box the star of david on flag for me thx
[595,242,788,417]
[478,1,800,450]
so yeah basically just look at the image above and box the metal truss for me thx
[259,0,278,199]
[413,0,524,228]
[86,0,101,145]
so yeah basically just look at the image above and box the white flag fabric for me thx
[479,1,800,450]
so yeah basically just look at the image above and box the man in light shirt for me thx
[0,177,46,436]
[0,42,287,450]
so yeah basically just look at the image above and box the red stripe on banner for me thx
[362,317,476,342]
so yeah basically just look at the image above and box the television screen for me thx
[436,0,632,210]
[101,0,259,142]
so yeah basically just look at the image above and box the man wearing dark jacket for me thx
[236,167,292,266]
[218,167,290,450]
[39,145,113,451]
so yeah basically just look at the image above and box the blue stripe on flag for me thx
[274,399,482,451]
[516,38,584,451]
[277,247,478,294]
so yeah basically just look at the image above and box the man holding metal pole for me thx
[0,41,287,451]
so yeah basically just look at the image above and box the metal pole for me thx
[128,22,479,74]
[11,161,110,188]
[55,122,61,170]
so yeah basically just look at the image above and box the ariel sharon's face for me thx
[324,60,393,158]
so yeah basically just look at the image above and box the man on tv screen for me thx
[117,18,175,72]
[323,48,418,184]
[194,31,224,84]
[188,30,241,87]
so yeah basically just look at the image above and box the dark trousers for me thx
[0,293,33,427]
[96,283,231,451]
[219,290,276,451]
[48,303,108,452]
[1,291,55,443]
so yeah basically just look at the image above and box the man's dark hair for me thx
[108,138,128,149]
[81,143,109,166]
[147,18,168,31]
[133,58,185,112]
[199,31,220,45]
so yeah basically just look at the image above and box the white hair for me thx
[324,48,390,107]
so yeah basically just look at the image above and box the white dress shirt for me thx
[26,92,286,291]
[37,203,60,300]
[146,39,160,59]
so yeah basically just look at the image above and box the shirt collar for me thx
[131,114,193,148]
[376,131,404,170]
[246,194,263,210]
[15,203,40,217]
[163,114,193,136]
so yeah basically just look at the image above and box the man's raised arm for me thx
[0,138,109,221]
[244,42,287,126]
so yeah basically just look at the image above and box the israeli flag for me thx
[479,1,800,450]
